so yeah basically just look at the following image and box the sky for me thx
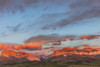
[0,0,100,48]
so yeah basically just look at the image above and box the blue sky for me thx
[0,0,100,46]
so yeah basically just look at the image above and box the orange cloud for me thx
[16,42,42,50]
[81,35,88,39]
[81,35,100,40]
[0,43,14,50]
[0,42,42,50]
[69,37,75,41]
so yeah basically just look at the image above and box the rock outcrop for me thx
[1,50,40,61]
[51,47,100,56]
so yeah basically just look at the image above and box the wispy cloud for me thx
[42,0,100,29]
[0,0,69,14]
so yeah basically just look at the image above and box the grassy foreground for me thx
[0,60,100,67]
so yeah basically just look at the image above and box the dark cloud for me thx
[0,0,38,13]
[25,34,76,44]
[25,34,62,43]
[25,34,100,45]
[36,12,68,30]
[0,0,69,14]
[6,23,22,32]
[42,0,100,29]
[23,0,39,5]
[12,23,22,32]
[0,0,12,8]
[0,32,7,37]
[0,0,25,13]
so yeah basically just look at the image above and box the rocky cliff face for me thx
[51,47,100,56]
[1,50,40,61]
